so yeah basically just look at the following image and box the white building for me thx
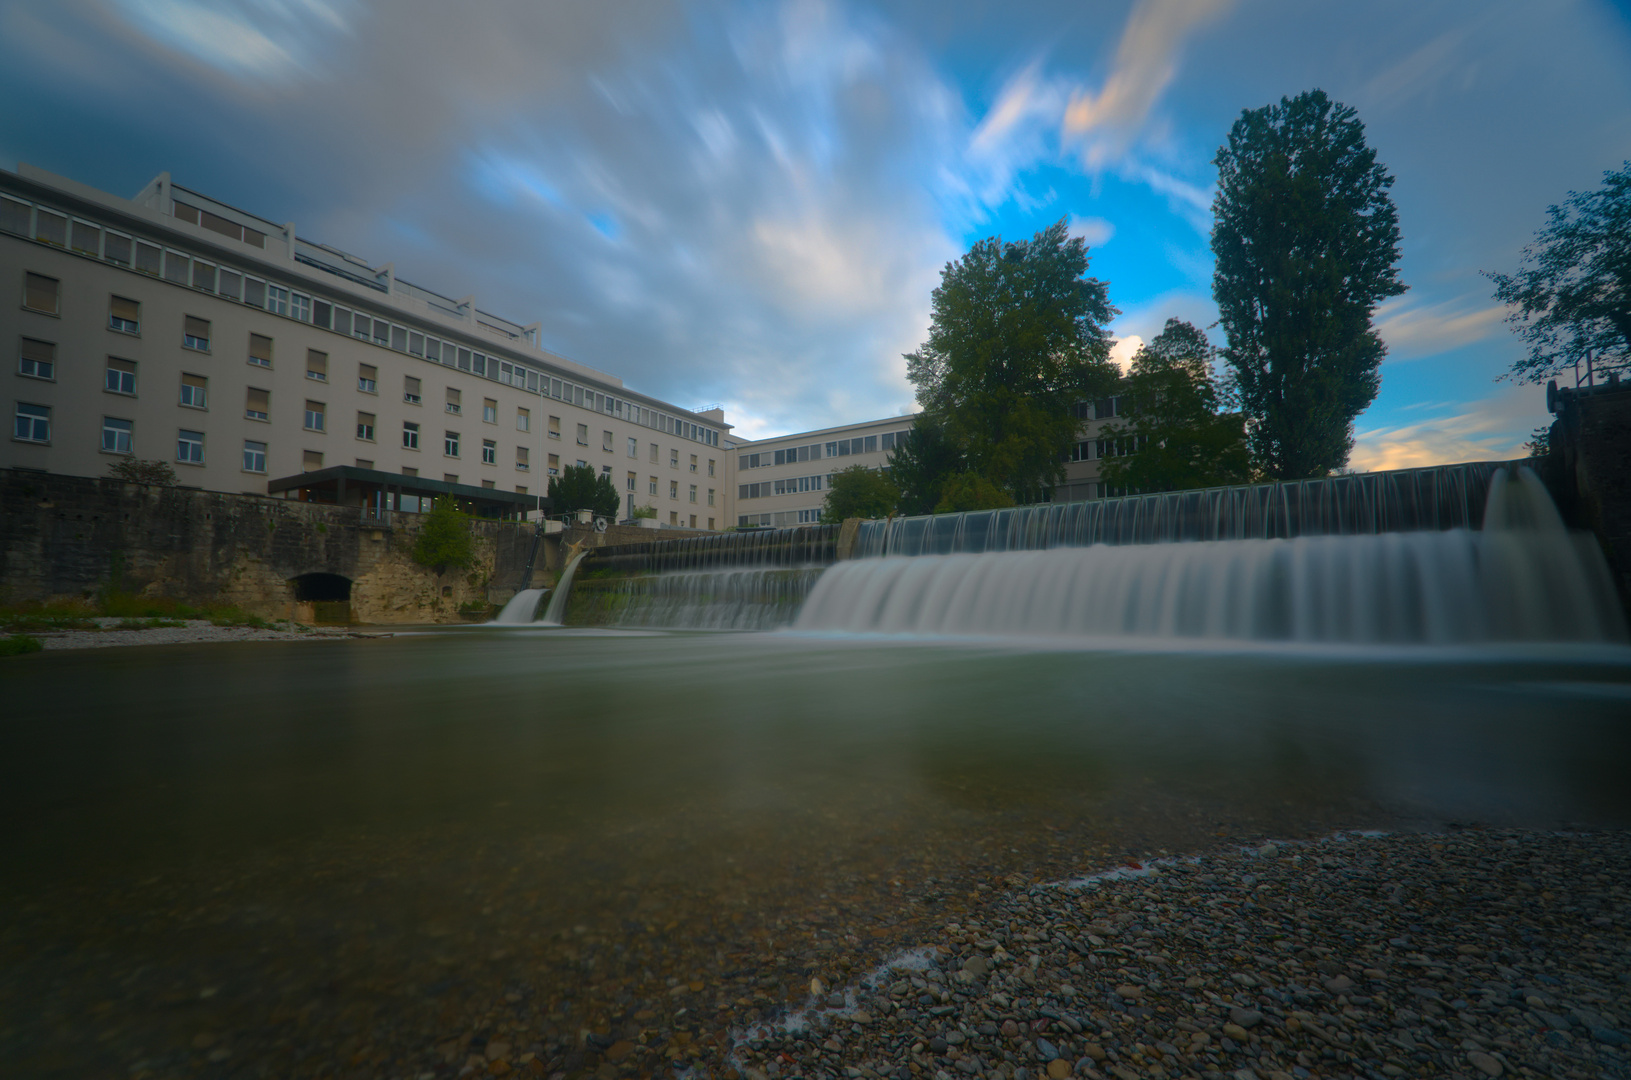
[2,164,733,529]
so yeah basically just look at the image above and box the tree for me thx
[1489,162,1631,383]
[107,458,177,486]
[887,412,964,516]
[905,219,1120,503]
[1211,89,1405,480]
[412,498,474,572]
[1096,319,1254,493]
[548,463,620,519]
[933,472,1013,514]
[820,465,899,523]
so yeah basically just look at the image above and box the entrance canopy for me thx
[268,465,547,521]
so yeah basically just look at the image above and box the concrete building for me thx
[2,164,734,529]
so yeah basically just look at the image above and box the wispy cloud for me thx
[1350,384,1541,471]
[109,0,357,83]
[1068,214,1115,248]
[1374,294,1507,360]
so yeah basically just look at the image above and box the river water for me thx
[2,628,1628,1076]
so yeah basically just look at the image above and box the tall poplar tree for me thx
[1211,90,1405,479]
[905,219,1120,503]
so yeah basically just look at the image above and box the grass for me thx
[114,618,187,630]
[0,635,44,657]
[0,595,276,632]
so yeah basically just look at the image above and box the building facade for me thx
[2,165,734,529]
[731,414,915,527]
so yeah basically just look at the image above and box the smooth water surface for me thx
[2,630,1628,1077]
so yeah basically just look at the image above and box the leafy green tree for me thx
[1211,89,1405,480]
[549,463,620,519]
[1097,319,1254,493]
[412,498,474,572]
[820,465,899,522]
[107,458,177,486]
[887,412,964,516]
[906,219,1120,503]
[1490,162,1631,382]
[933,472,1013,514]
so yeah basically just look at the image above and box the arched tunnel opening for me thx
[291,572,352,602]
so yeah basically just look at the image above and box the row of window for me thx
[739,474,829,500]
[1068,434,1150,462]
[1073,396,1124,421]
[738,509,823,528]
[4,192,721,447]
[739,430,910,470]
[619,470,718,504]
[12,401,270,472]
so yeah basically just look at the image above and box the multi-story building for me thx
[2,164,733,529]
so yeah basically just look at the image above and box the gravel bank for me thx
[34,618,387,649]
[728,830,1629,1080]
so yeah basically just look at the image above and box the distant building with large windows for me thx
[2,164,733,529]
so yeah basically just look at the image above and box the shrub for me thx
[0,635,44,657]
[107,459,178,485]
[413,498,475,572]
[632,504,658,519]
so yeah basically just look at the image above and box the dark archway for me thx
[290,572,352,601]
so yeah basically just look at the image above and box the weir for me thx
[544,462,1625,643]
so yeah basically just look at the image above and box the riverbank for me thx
[28,617,389,649]
[733,828,1628,1080]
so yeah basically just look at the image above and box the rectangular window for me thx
[708,489,715,506]
[865,435,878,453]
[180,373,207,408]
[313,300,332,329]
[135,242,162,276]
[290,293,310,322]
[109,296,140,333]
[0,196,28,235]
[104,232,132,266]
[183,316,210,350]
[602,430,613,453]
[402,421,420,449]
[444,431,460,457]
[825,442,838,458]
[191,261,216,292]
[670,448,679,468]
[19,338,55,380]
[101,416,133,454]
[356,411,375,441]
[105,357,137,395]
[482,439,496,465]
[425,338,441,363]
[358,363,377,393]
[626,471,637,491]
[304,400,326,432]
[391,325,408,352]
[576,423,589,446]
[627,436,638,457]
[516,446,530,471]
[689,484,697,503]
[34,209,66,246]
[306,350,328,381]
[13,402,49,443]
[266,285,288,316]
[356,459,373,470]
[547,453,559,475]
[404,376,421,404]
[446,387,462,414]
[70,219,101,256]
[243,440,267,473]
[650,442,658,463]
[483,399,497,424]
[248,333,272,367]
[408,331,424,357]
[708,458,716,477]
[372,319,388,345]
[24,273,59,314]
[669,479,678,499]
[881,432,895,451]
[304,450,324,472]
[245,387,269,421]
[352,314,371,341]
[163,251,188,284]
[177,428,204,464]
[648,476,658,495]
[689,453,698,473]
[548,415,560,439]
[331,307,350,336]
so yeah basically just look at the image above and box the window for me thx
[304,450,324,472]
[266,285,288,316]
[306,350,328,382]
[192,261,216,292]
[291,293,311,322]
[0,196,27,235]
[19,338,55,379]
[865,435,878,453]
[708,488,715,506]
[109,296,139,333]
[670,448,679,469]
[356,459,374,470]
[649,442,658,463]
[689,515,697,529]
[404,376,421,404]
[177,429,204,464]
[180,373,207,408]
[669,479,678,499]
[349,410,374,441]
[516,446,530,471]
[444,431,460,457]
[627,436,638,458]
[245,277,268,308]
[602,430,613,453]
[135,242,161,276]
[101,416,133,454]
[105,357,136,395]
[443,473,458,484]
[649,476,658,495]
[547,453,559,475]
[303,401,325,432]
[482,439,496,465]
[248,333,272,367]
[23,273,58,314]
[446,387,462,414]
[708,458,715,477]
[670,511,678,526]
[689,484,697,503]
[401,466,418,477]
[358,363,377,393]
[13,402,49,443]
[184,316,211,351]
[626,471,637,492]
[403,421,420,450]
[218,269,240,300]
[517,408,530,432]
[483,399,497,424]
[243,440,267,473]
[576,423,589,446]
[245,388,269,421]
[689,454,698,473]
[71,219,101,255]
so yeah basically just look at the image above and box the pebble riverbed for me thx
[720,829,1629,1080]
[34,618,384,649]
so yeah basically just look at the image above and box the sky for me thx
[3,0,1629,465]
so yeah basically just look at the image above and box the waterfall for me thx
[491,587,548,625]
[540,550,589,626]
[571,567,825,630]
[795,468,1626,645]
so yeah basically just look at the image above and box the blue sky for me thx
[3,0,1629,465]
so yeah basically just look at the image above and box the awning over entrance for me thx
[267,465,548,521]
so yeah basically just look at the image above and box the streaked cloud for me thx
[109,0,357,83]
[1374,295,1507,360]
[1350,385,1539,471]
[1068,214,1115,248]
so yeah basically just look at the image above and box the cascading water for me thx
[794,468,1627,645]
[539,550,589,626]
[491,587,548,625]
[571,567,826,630]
